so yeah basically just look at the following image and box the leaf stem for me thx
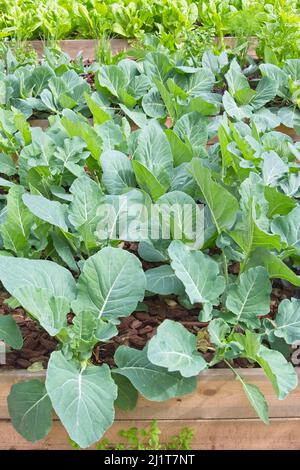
[221,250,229,283]
[224,358,241,381]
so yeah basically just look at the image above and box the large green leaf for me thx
[114,345,197,401]
[156,190,203,246]
[143,52,172,83]
[95,121,123,151]
[0,315,23,349]
[225,267,271,327]
[225,59,249,95]
[235,331,298,400]
[112,375,138,411]
[168,240,225,304]
[147,320,207,377]
[271,206,300,255]
[142,88,167,118]
[222,91,252,120]
[8,380,52,442]
[133,122,173,190]
[61,116,101,161]
[173,112,207,155]
[51,231,78,272]
[189,158,239,233]
[22,193,68,232]
[84,92,111,125]
[175,69,215,97]
[283,59,300,81]
[0,186,34,255]
[101,150,136,195]
[264,186,296,218]
[72,247,146,322]
[68,175,103,248]
[248,249,300,287]
[239,380,269,424]
[256,346,298,400]
[97,65,127,97]
[119,103,148,128]
[259,63,288,95]
[208,318,230,348]
[25,65,54,96]
[96,189,150,242]
[165,129,193,167]
[0,152,16,176]
[132,160,167,201]
[273,298,300,344]
[46,351,117,448]
[230,204,282,257]
[0,257,76,335]
[185,95,219,116]
[262,151,288,186]
[250,77,277,110]
[145,265,184,295]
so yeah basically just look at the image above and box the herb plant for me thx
[94,421,194,450]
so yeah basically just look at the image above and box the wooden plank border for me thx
[0,368,300,449]
[22,36,258,60]
[27,39,130,59]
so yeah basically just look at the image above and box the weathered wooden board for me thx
[27,39,129,59]
[25,37,258,60]
[1,369,300,421]
[0,368,300,450]
[2,418,300,451]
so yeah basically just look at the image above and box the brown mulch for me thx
[0,292,207,370]
[0,272,298,371]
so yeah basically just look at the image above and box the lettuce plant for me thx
[0,48,300,448]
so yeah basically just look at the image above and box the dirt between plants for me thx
[0,273,298,371]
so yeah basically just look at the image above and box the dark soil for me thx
[0,273,298,371]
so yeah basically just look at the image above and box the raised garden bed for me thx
[1,37,300,451]
[1,368,300,450]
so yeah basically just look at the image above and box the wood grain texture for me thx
[26,37,257,60]
[28,39,129,59]
[1,418,300,450]
[1,368,300,420]
[0,368,300,449]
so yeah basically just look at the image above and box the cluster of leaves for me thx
[1,0,300,64]
[198,0,300,64]
[0,0,198,49]
[0,46,300,448]
[70,420,194,450]
[2,43,300,130]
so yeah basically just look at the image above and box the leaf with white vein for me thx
[273,298,300,344]
[147,320,207,377]
[168,240,225,305]
[22,193,68,232]
[225,267,272,327]
[72,247,146,322]
[146,265,185,295]
[113,345,197,401]
[262,151,288,186]
[8,380,52,442]
[46,351,117,448]
[0,257,76,335]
